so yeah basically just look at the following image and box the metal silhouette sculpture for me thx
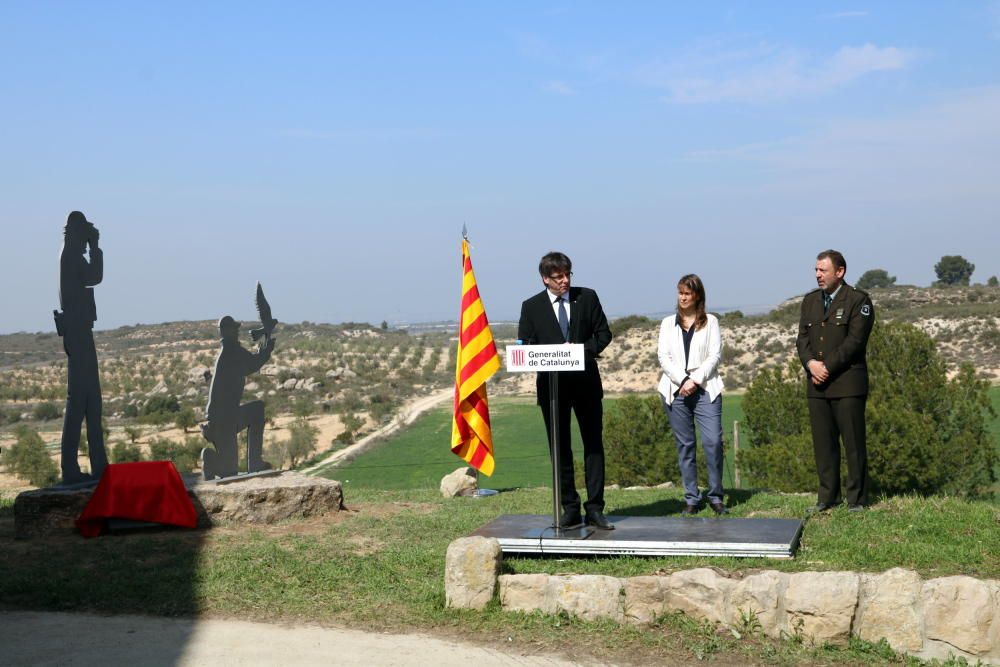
[56,211,109,485]
[200,284,277,480]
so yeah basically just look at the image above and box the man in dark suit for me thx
[796,249,875,513]
[518,252,614,529]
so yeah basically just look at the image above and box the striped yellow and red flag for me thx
[451,237,501,475]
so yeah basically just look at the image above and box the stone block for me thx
[922,575,995,658]
[727,570,789,637]
[444,537,501,610]
[667,568,734,625]
[854,568,924,653]
[785,571,859,644]
[190,472,344,526]
[549,575,624,622]
[623,576,670,625]
[14,471,345,537]
[499,574,553,614]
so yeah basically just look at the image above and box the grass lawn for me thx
[1,391,996,666]
[322,395,745,491]
[2,486,996,666]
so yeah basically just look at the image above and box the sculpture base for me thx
[14,471,343,538]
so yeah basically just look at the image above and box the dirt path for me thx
[0,610,590,666]
[301,388,452,476]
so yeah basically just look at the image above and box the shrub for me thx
[610,315,655,337]
[271,418,319,468]
[603,394,679,486]
[1,426,59,487]
[739,322,996,497]
[110,440,144,464]
[32,402,61,422]
[141,394,181,424]
[148,436,202,473]
[856,269,897,290]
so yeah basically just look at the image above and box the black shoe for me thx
[709,502,729,515]
[807,503,837,514]
[681,504,701,515]
[585,510,614,530]
[559,511,582,529]
[848,504,866,513]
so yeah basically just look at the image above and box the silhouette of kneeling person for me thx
[58,211,109,484]
[201,316,274,479]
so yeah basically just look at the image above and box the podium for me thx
[506,343,594,539]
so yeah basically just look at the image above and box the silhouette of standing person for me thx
[201,316,274,479]
[57,211,108,484]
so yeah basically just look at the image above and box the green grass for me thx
[321,395,746,490]
[1,486,994,666]
[990,385,1000,488]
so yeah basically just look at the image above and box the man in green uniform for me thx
[796,250,875,512]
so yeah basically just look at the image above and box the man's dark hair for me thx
[817,249,847,272]
[539,252,572,277]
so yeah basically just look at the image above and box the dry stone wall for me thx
[445,537,1000,665]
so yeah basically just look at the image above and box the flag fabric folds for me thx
[451,238,501,475]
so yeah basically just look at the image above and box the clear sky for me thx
[3,2,999,333]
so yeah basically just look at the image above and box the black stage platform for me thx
[470,514,803,558]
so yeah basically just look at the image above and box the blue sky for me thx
[3,2,999,333]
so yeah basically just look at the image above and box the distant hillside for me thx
[1,284,997,493]
[583,284,1000,395]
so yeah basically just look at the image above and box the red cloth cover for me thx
[75,461,198,538]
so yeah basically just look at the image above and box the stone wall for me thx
[445,537,1000,665]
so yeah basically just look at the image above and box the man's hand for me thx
[88,225,100,250]
[807,360,829,384]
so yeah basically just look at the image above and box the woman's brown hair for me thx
[677,274,708,331]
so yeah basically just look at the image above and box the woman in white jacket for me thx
[657,274,726,515]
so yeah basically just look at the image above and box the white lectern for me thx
[506,343,593,539]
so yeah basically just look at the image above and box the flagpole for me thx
[453,225,500,496]
[465,226,498,499]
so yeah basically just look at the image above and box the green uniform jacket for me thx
[796,283,875,398]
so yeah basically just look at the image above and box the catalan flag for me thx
[451,237,501,475]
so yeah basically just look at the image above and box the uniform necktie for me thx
[557,297,569,341]
[823,293,832,314]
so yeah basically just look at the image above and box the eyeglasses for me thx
[547,271,572,282]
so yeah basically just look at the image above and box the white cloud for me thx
[682,86,1000,201]
[633,42,915,104]
[542,80,576,95]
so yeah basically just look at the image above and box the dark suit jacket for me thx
[517,286,613,405]
[796,283,874,398]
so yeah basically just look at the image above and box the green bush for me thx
[32,401,61,421]
[141,394,181,424]
[267,418,319,468]
[148,436,202,473]
[603,394,679,486]
[110,440,144,464]
[1,426,59,487]
[740,322,996,497]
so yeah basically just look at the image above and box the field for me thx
[322,395,747,491]
[326,385,1000,497]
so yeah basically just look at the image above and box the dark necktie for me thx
[557,298,569,341]
[823,293,832,314]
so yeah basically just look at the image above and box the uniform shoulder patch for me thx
[861,304,872,317]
